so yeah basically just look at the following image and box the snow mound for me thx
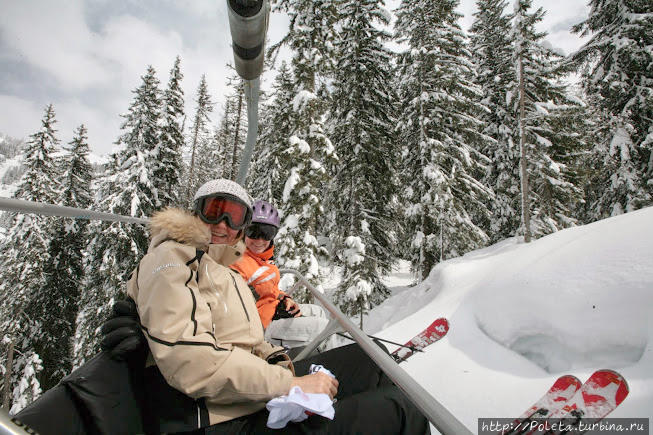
[471,207,651,373]
[366,206,653,429]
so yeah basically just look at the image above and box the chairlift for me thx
[0,2,470,433]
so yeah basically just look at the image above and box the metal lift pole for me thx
[226,0,269,186]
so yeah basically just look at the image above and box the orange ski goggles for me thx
[196,195,251,230]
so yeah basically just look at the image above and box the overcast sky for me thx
[0,0,590,159]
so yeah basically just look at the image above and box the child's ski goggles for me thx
[245,223,278,241]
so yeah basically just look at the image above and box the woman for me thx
[126,179,335,431]
[231,200,330,349]
[106,178,429,433]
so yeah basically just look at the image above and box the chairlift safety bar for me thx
[279,269,472,435]
[0,197,149,226]
[0,410,31,435]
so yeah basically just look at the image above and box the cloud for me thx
[0,0,238,156]
[98,14,184,89]
[161,0,224,21]
[0,0,591,158]
[532,1,589,56]
[0,93,122,156]
[0,2,113,91]
[0,95,45,140]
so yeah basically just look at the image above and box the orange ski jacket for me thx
[231,245,285,328]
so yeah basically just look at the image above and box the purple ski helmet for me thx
[251,200,280,228]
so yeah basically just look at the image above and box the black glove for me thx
[272,301,295,320]
[100,298,147,361]
[266,349,294,374]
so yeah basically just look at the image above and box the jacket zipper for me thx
[230,273,250,321]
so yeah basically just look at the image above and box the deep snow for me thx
[362,206,653,433]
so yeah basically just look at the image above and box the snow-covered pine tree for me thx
[211,98,234,181]
[0,136,27,230]
[469,0,521,243]
[0,104,60,411]
[157,56,186,208]
[190,74,244,185]
[74,66,162,365]
[0,133,25,161]
[576,103,627,222]
[270,0,339,84]
[571,0,653,217]
[534,91,593,225]
[3,105,60,206]
[264,0,339,300]
[273,123,336,301]
[193,127,224,183]
[220,73,247,181]
[35,124,93,391]
[184,74,214,204]
[248,62,299,204]
[511,0,585,238]
[326,0,398,319]
[394,0,493,280]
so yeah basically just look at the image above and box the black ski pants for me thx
[196,343,430,435]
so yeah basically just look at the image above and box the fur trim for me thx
[149,208,210,250]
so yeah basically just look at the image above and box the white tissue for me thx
[265,365,336,429]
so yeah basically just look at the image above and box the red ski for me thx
[390,318,449,363]
[502,375,582,434]
[503,370,629,435]
[541,369,629,434]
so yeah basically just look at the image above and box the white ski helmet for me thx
[193,178,253,207]
[193,179,254,228]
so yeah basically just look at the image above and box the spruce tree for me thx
[571,0,653,217]
[327,0,397,319]
[191,74,242,185]
[194,126,224,182]
[221,73,247,181]
[74,66,162,365]
[394,0,493,280]
[184,75,214,203]
[273,120,337,301]
[271,0,339,83]
[264,0,339,299]
[0,104,60,411]
[36,124,93,391]
[157,56,186,207]
[212,100,233,181]
[511,0,585,238]
[469,0,521,243]
[249,63,299,204]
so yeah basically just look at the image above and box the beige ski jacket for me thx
[126,208,293,426]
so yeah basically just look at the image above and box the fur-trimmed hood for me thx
[148,208,211,251]
[147,207,246,266]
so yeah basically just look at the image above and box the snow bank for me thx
[472,207,651,373]
[364,206,653,431]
